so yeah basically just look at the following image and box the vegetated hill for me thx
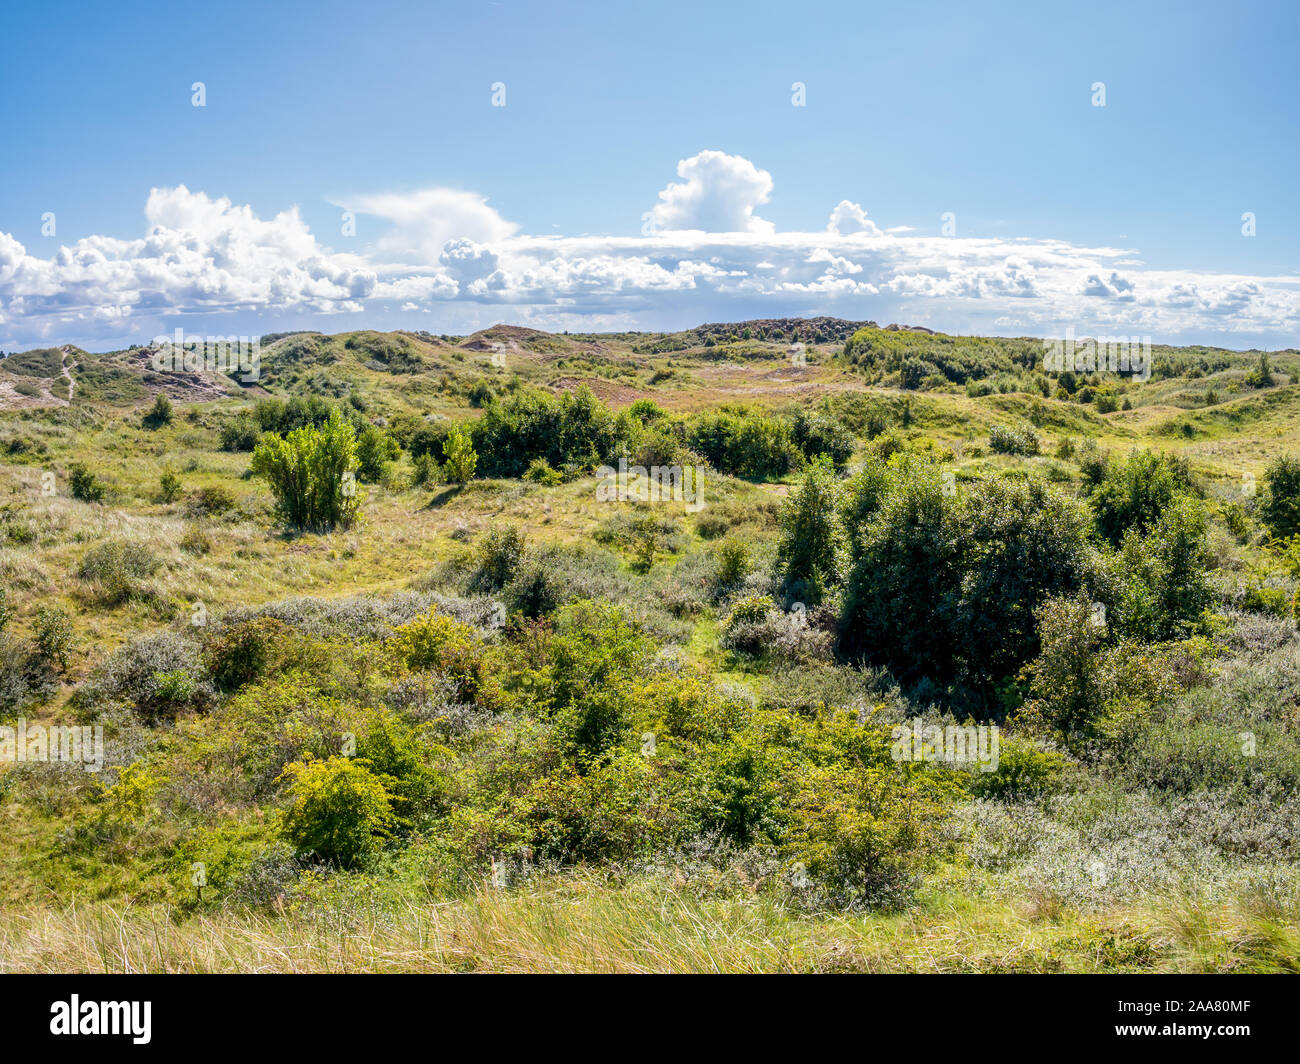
[2,320,1297,419]
[0,345,84,408]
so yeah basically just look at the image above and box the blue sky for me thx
[1,0,1296,350]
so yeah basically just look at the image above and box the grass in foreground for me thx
[2,875,1298,974]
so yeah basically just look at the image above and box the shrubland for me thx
[2,320,1299,971]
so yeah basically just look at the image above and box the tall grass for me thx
[2,876,1295,973]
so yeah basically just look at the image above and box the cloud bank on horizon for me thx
[1,149,1296,351]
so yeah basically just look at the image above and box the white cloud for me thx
[1,156,1298,350]
[333,187,519,264]
[650,150,775,234]
[827,200,881,237]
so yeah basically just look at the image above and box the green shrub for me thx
[523,456,564,485]
[158,471,183,503]
[442,426,478,485]
[187,485,236,517]
[475,525,525,590]
[250,410,362,532]
[841,460,1092,703]
[77,540,161,605]
[774,457,845,605]
[470,385,624,478]
[69,463,105,503]
[967,740,1068,799]
[1089,449,1190,545]
[1261,455,1300,540]
[791,411,855,470]
[687,409,796,480]
[219,415,261,452]
[279,757,397,868]
[356,424,400,483]
[989,423,1040,456]
[389,612,498,706]
[714,538,751,587]
[32,607,75,674]
[411,451,441,488]
[1110,497,1212,641]
[142,393,174,429]
[205,617,293,692]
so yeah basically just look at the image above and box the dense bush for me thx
[470,386,626,478]
[840,459,1093,702]
[77,540,161,605]
[1089,450,1192,545]
[687,408,796,480]
[278,757,396,867]
[68,462,105,503]
[250,410,362,531]
[774,458,845,606]
[988,423,1040,456]
[355,423,400,483]
[441,426,478,484]
[1261,455,1300,540]
[474,525,525,591]
[790,411,855,470]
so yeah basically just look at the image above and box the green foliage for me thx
[1244,352,1275,388]
[967,740,1069,799]
[410,451,441,487]
[522,456,564,485]
[1109,497,1213,640]
[389,612,498,706]
[157,470,183,503]
[714,537,751,587]
[278,757,396,868]
[774,457,845,605]
[250,409,362,532]
[1089,450,1191,545]
[355,423,400,483]
[33,607,75,673]
[1261,455,1300,539]
[687,408,796,480]
[205,617,293,693]
[142,393,174,429]
[68,462,105,503]
[475,525,525,590]
[989,423,1040,456]
[1020,593,1107,740]
[441,425,478,485]
[790,410,855,470]
[77,540,161,605]
[841,461,1092,701]
[843,325,1039,387]
[188,485,235,517]
[470,385,624,478]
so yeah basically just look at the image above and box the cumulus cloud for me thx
[827,200,882,236]
[650,150,775,234]
[333,187,519,264]
[1,155,1298,350]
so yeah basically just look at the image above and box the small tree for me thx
[356,423,399,483]
[278,757,396,868]
[143,393,174,429]
[69,462,105,503]
[33,607,75,673]
[158,471,182,503]
[442,425,478,485]
[251,410,361,531]
[774,457,845,606]
[1023,593,1107,741]
[1261,455,1300,540]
